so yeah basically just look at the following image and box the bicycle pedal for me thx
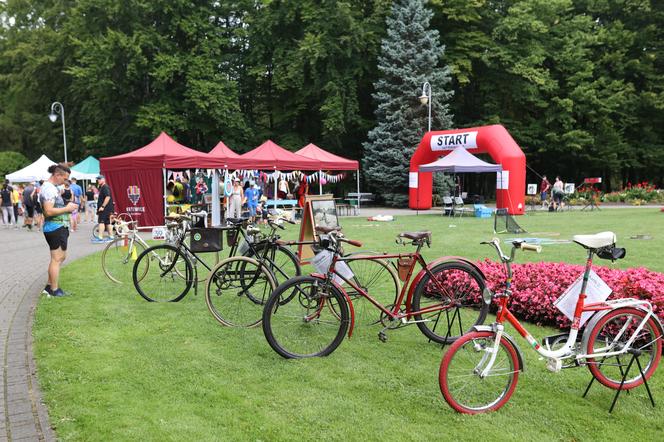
[546,358,563,373]
[378,331,388,343]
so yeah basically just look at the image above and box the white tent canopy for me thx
[418,147,502,173]
[6,154,88,182]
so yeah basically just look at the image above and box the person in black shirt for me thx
[95,175,114,242]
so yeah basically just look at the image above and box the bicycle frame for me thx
[329,245,479,324]
[481,249,657,376]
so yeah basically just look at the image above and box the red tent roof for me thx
[295,143,358,170]
[206,141,242,169]
[236,140,321,170]
[209,141,240,158]
[100,132,209,171]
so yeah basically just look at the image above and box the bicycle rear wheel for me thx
[205,256,276,327]
[133,244,193,302]
[439,331,520,414]
[411,261,487,344]
[586,307,662,390]
[344,253,400,326]
[102,236,147,284]
[262,276,349,358]
[244,242,301,287]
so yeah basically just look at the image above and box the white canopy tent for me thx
[418,147,502,173]
[6,154,89,182]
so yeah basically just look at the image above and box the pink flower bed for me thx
[475,260,664,329]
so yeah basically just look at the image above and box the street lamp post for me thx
[419,82,432,132]
[49,102,68,163]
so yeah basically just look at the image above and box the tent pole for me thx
[356,171,360,215]
[211,169,220,226]
[319,170,322,195]
[274,170,278,209]
[163,168,167,221]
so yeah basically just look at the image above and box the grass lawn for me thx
[34,209,664,441]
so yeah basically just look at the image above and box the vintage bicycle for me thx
[261,226,489,359]
[439,233,663,414]
[205,217,395,328]
[132,216,280,305]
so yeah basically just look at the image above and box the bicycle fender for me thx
[405,256,487,313]
[580,306,664,355]
[311,273,356,338]
[472,325,525,372]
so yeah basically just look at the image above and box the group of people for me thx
[227,174,309,223]
[0,177,105,231]
[539,175,566,211]
[1,165,115,298]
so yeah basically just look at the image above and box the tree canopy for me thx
[1,0,662,194]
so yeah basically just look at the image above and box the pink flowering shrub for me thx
[475,260,664,329]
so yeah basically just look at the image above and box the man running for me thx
[40,164,79,297]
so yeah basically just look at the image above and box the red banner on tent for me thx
[104,168,164,227]
[583,177,602,184]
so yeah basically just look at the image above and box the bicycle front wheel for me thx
[102,236,147,284]
[439,331,520,414]
[411,261,487,344]
[262,276,349,358]
[344,253,400,326]
[586,307,662,390]
[133,244,193,302]
[205,256,277,327]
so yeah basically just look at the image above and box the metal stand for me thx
[582,348,655,413]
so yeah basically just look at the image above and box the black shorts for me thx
[24,205,34,218]
[98,209,112,224]
[44,227,69,251]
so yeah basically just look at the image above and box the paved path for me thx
[0,224,100,442]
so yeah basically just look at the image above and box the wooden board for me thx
[298,194,337,263]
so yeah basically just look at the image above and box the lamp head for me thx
[418,94,428,106]
[49,113,58,123]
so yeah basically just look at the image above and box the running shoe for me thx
[91,237,106,244]
[49,288,69,298]
[42,285,52,296]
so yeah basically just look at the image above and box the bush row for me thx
[475,260,664,329]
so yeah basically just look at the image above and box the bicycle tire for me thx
[243,242,301,288]
[132,244,193,302]
[344,253,400,326]
[586,307,662,390]
[439,331,520,414]
[102,236,147,284]
[205,256,277,327]
[262,275,349,359]
[411,261,488,344]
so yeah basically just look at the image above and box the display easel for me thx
[298,194,336,264]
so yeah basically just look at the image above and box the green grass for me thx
[34,209,664,441]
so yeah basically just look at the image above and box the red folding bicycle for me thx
[439,233,663,414]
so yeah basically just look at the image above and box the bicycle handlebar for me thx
[341,238,362,248]
[520,243,542,253]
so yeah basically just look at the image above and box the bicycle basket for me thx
[190,228,223,253]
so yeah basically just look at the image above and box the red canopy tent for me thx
[236,140,321,170]
[100,132,210,226]
[295,143,360,197]
[295,143,359,170]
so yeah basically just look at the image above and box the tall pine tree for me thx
[363,0,453,206]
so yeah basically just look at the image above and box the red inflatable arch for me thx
[409,124,525,214]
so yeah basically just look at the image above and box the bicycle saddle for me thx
[315,225,341,234]
[399,231,432,242]
[572,231,616,250]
